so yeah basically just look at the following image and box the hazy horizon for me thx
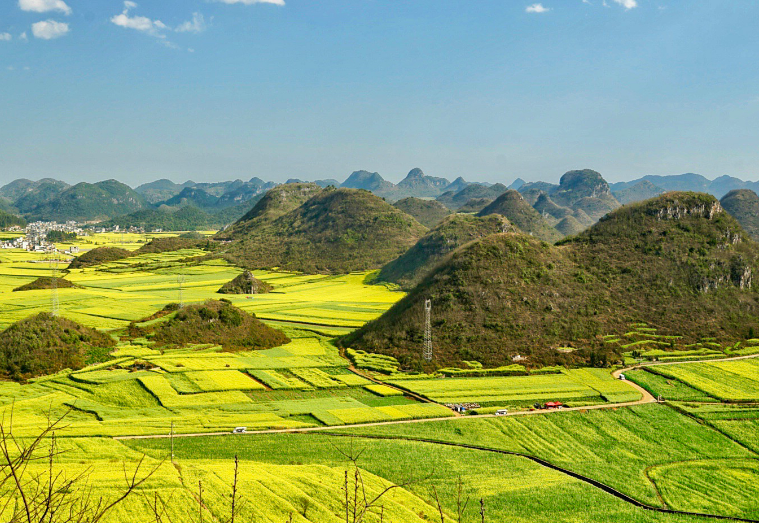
[2,1,759,185]
[3,168,759,190]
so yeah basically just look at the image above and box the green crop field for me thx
[624,368,716,401]
[1,240,757,522]
[387,367,641,407]
[0,247,402,332]
[648,459,759,519]
[336,404,758,517]
[0,331,459,436]
[645,359,759,402]
[128,429,716,523]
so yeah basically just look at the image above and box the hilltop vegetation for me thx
[14,179,71,214]
[0,178,70,211]
[377,214,509,289]
[218,183,323,239]
[0,313,115,380]
[393,197,451,228]
[478,190,562,243]
[218,271,272,294]
[221,187,427,274]
[26,180,148,222]
[346,192,759,368]
[135,235,211,255]
[721,189,759,241]
[554,215,586,236]
[68,246,133,269]
[136,300,290,351]
[13,277,80,292]
[457,197,494,213]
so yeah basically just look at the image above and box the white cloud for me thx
[213,0,285,5]
[526,3,550,13]
[111,1,168,37]
[18,0,71,15]
[20,31,28,41]
[176,12,206,34]
[31,19,69,39]
[0,33,12,41]
[613,0,637,8]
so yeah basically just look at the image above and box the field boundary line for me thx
[114,354,759,442]
[114,396,657,440]
[316,432,759,523]
[634,353,759,368]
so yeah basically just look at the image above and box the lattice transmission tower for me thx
[423,298,432,362]
[177,275,186,308]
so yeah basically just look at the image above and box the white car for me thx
[232,427,247,434]
[494,409,509,416]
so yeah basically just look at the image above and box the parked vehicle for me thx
[232,427,247,434]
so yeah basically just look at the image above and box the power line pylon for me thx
[177,275,185,307]
[423,298,432,362]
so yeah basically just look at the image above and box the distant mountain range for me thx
[0,170,757,233]
[609,173,759,199]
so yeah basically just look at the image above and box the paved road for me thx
[114,353,758,441]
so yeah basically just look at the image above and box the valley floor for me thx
[1,238,758,522]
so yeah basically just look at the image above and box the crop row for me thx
[649,359,759,402]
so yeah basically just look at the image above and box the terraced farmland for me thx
[646,359,759,402]
[0,248,403,332]
[1,238,757,522]
[387,368,641,407]
[624,369,717,401]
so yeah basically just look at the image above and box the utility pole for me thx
[423,299,432,362]
[170,421,174,462]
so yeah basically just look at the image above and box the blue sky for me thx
[1,0,758,186]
